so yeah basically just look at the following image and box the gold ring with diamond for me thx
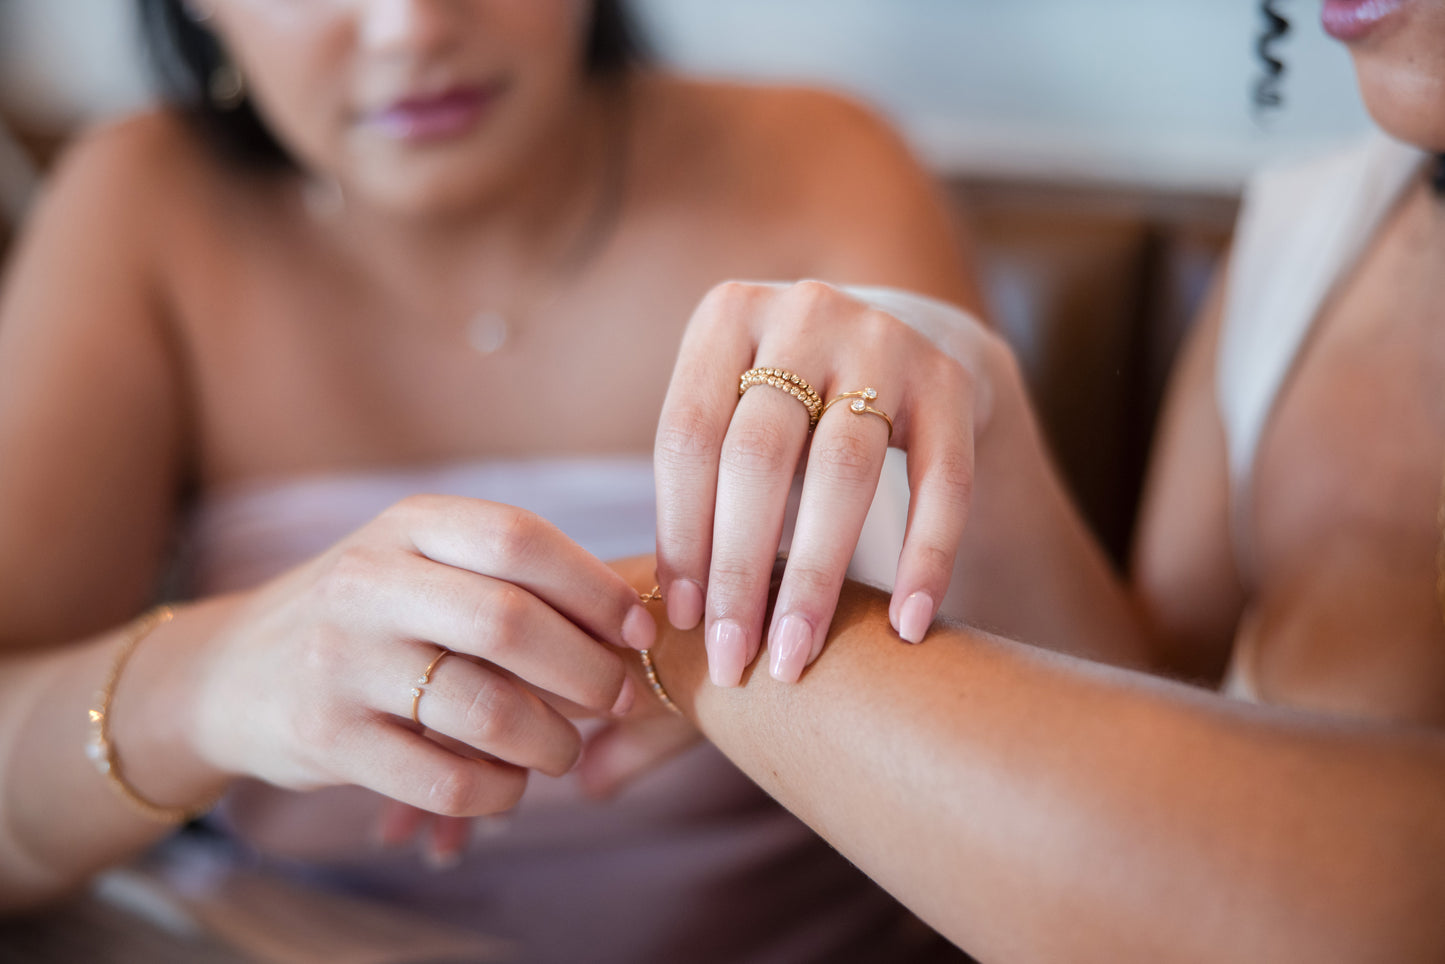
[410,648,453,726]
[822,387,894,441]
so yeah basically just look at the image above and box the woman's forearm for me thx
[0,601,234,911]
[646,579,1445,962]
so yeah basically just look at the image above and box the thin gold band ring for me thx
[822,387,894,441]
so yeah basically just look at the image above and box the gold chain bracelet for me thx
[86,606,219,824]
[637,585,682,715]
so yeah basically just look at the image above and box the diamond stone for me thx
[851,399,866,412]
[863,387,877,399]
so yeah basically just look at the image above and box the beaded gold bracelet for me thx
[636,585,682,715]
[86,606,219,824]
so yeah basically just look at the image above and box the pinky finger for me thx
[890,390,976,643]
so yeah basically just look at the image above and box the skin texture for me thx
[613,556,1445,963]
[585,2,1445,956]
[0,1,979,908]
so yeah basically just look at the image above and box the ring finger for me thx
[385,647,584,778]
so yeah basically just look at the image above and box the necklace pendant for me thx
[467,310,509,354]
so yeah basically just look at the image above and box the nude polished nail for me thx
[769,613,813,683]
[667,579,704,630]
[898,591,935,644]
[707,618,748,687]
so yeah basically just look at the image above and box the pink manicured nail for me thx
[898,591,935,644]
[611,675,636,717]
[667,579,704,630]
[707,618,748,687]
[621,604,656,650]
[769,613,813,683]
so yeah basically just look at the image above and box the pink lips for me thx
[368,84,500,142]
[1321,0,1412,41]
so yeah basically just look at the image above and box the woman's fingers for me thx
[889,363,976,643]
[334,720,529,817]
[705,383,814,685]
[653,282,764,632]
[393,650,584,778]
[766,393,892,682]
[328,549,633,717]
[392,495,655,653]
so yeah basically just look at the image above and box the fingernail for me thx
[621,604,656,650]
[611,675,636,717]
[898,591,935,644]
[667,579,704,630]
[769,613,813,683]
[706,618,747,687]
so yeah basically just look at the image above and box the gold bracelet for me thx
[637,585,682,715]
[86,606,219,824]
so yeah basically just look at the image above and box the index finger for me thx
[387,495,656,652]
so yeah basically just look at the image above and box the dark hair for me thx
[135,0,649,171]
[1254,0,1289,112]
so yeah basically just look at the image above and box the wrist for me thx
[110,600,236,811]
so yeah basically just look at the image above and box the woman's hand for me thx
[654,280,1002,686]
[187,494,657,817]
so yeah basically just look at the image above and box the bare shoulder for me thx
[635,74,919,190]
[48,109,213,206]
[631,74,971,298]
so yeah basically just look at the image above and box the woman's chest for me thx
[178,213,806,482]
[1243,204,1445,721]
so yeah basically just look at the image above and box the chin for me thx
[1355,60,1445,152]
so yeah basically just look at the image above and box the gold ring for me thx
[410,648,452,726]
[739,367,823,429]
[822,387,894,441]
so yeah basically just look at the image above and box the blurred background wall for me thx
[0,0,1376,560]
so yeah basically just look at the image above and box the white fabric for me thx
[1216,132,1423,577]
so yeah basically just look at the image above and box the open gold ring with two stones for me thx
[822,387,894,441]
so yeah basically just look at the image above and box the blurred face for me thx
[205,0,595,215]
[1323,0,1445,150]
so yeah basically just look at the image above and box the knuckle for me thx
[485,507,543,568]
[787,279,839,313]
[784,562,840,601]
[708,557,769,603]
[931,448,976,508]
[703,279,754,309]
[462,677,518,748]
[720,419,798,479]
[811,431,881,487]
[916,541,958,576]
[656,407,724,467]
[858,307,900,346]
[319,545,383,610]
[476,584,530,658]
[425,763,479,817]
